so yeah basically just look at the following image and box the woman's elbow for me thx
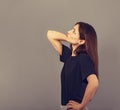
[47,30,51,38]
[95,79,99,89]
[47,30,55,41]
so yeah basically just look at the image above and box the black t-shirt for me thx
[60,45,96,105]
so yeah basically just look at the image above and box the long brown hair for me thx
[71,22,99,76]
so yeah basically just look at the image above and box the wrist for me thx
[65,35,69,42]
[79,102,85,110]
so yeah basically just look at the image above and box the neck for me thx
[71,44,79,56]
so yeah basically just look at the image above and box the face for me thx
[67,24,80,39]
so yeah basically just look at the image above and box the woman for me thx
[47,22,99,110]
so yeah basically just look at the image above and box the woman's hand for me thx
[67,100,84,110]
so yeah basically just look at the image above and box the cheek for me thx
[72,34,79,38]
[70,33,76,37]
[76,34,80,39]
[68,33,79,38]
[68,33,73,37]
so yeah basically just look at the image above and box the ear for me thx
[79,39,85,45]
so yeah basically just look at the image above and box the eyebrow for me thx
[73,28,76,32]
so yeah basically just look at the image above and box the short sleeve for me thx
[80,54,96,81]
[60,45,71,63]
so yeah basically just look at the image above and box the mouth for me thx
[66,33,69,37]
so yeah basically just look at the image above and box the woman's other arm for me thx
[47,30,81,55]
[47,30,67,55]
[67,74,99,110]
[80,74,99,108]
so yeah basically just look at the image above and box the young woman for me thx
[47,22,99,110]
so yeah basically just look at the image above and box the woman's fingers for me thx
[69,100,79,104]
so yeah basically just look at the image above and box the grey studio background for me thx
[0,0,120,110]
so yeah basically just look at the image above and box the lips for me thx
[66,33,69,36]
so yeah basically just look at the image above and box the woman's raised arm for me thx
[47,30,67,55]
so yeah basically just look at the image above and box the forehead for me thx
[73,24,79,30]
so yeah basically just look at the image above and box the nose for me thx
[67,30,70,34]
[67,29,72,34]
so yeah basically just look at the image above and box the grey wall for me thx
[0,0,120,110]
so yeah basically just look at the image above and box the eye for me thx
[73,31,76,34]
[73,29,76,34]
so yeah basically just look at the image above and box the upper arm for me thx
[48,38,62,55]
[87,74,99,87]
[47,30,62,55]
